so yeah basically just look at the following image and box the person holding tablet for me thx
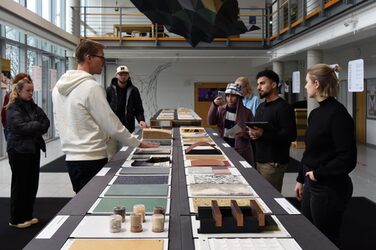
[248,70,296,192]
[294,64,356,247]
[208,83,254,165]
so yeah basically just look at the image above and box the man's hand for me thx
[139,121,148,128]
[247,126,264,140]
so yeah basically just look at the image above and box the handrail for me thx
[78,1,347,44]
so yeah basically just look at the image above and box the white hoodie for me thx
[52,70,140,161]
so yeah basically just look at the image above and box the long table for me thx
[24,128,337,250]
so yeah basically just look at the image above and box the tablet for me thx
[245,121,273,130]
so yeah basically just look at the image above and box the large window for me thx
[1,22,70,158]
[42,0,51,21]
[26,0,37,13]
[5,44,20,79]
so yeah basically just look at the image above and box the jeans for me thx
[66,158,108,193]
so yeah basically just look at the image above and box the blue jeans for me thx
[66,158,108,193]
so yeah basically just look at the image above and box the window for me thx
[26,0,36,13]
[5,44,20,78]
[42,0,51,21]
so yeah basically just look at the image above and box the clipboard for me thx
[245,121,273,130]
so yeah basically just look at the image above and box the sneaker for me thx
[28,218,39,225]
[9,221,32,228]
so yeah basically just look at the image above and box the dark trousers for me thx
[301,175,353,247]
[8,149,40,224]
[66,158,108,193]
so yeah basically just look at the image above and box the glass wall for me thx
[16,0,66,30]
[0,21,70,157]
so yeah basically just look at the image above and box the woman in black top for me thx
[294,64,356,247]
[6,78,50,228]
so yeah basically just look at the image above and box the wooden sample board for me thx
[189,197,271,214]
[62,239,167,250]
[191,215,291,238]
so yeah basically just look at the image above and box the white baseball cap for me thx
[116,65,129,74]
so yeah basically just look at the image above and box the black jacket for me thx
[106,78,145,133]
[6,98,50,154]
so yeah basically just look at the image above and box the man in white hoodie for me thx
[52,39,158,193]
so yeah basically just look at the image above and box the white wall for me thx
[323,43,376,145]
[105,58,262,121]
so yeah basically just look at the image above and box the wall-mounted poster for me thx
[367,79,376,119]
[292,71,300,93]
[348,59,364,92]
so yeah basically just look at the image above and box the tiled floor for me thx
[0,139,375,203]
[0,139,75,198]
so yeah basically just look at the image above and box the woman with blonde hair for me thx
[235,76,260,116]
[7,78,50,228]
[1,73,32,140]
[294,64,356,247]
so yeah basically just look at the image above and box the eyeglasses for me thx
[90,54,105,61]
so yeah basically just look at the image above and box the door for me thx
[355,90,366,144]
[194,82,228,128]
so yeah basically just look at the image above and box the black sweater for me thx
[254,97,297,164]
[297,97,357,183]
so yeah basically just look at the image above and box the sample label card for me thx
[275,198,301,214]
[239,160,253,168]
[36,215,69,239]
[96,167,110,176]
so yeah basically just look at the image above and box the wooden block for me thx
[211,200,222,227]
[250,200,265,226]
[230,200,244,227]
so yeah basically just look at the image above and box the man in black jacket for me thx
[248,70,297,192]
[106,65,147,133]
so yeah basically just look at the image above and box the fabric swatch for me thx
[190,159,230,166]
[113,175,169,184]
[92,197,168,214]
[119,167,170,175]
[104,184,169,196]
